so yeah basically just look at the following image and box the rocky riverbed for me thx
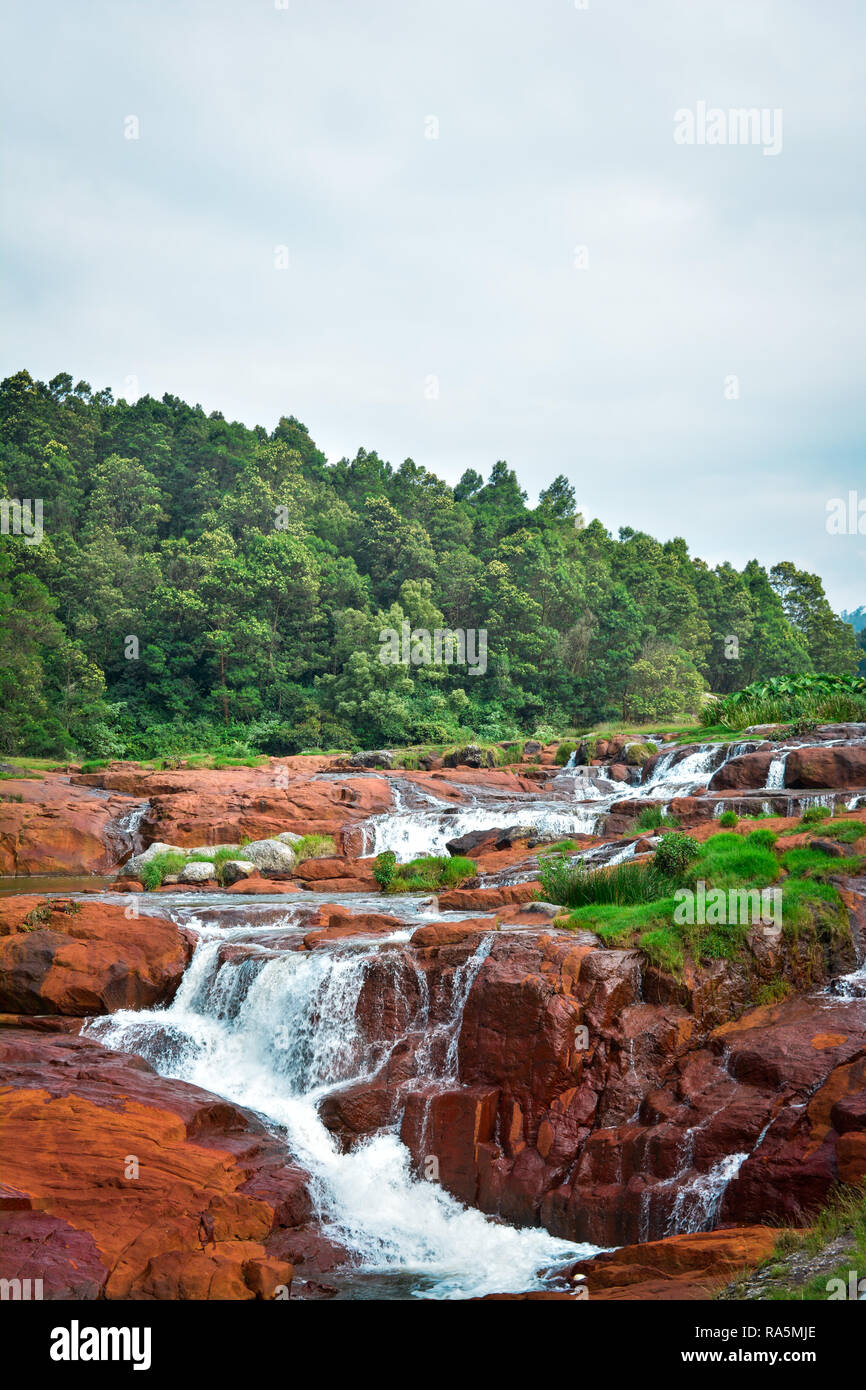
[2,730,866,1300]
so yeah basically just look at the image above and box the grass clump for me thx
[291,834,336,863]
[632,806,679,832]
[375,853,476,893]
[140,850,187,891]
[539,854,671,909]
[554,742,577,766]
[718,810,739,828]
[812,818,866,845]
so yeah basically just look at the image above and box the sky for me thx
[2,0,864,609]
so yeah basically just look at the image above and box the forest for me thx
[0,368,860,759]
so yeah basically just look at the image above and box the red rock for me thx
[410,920,498,948]
[0,773,146,876]
[785,745,866,790]
[437,883,541,911]
[225,876,300,894]
[0,897,192,1016]
[0,1028,336,1298]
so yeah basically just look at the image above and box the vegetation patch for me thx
[374,852,476,894]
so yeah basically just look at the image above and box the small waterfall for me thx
[362,782,602,861]
[86,928,591,1297]
[564,750,577,770]
[641,744,727,797]
[664,1152,749,1235]
[104,799,150,865]
[765,755,787,790]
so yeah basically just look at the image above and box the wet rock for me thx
[445,826,534,856]
[709,752,774,791]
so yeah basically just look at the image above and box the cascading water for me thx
[358,741,796,864]
[765,755,787,789]
[86,924,594,1299]
[362,781,603,861]
[664,1152,749,1235]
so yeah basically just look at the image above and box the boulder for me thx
[277,832,303,845]
[443,744,497,769]
[178,861,215,884]
[123,841,186,877]
[221,859,257,886]
[709,752,775,792]
[785,745,866,790]
[445,826,534,856]
[339,751,393,769]
[242,839,298,874]
[0,897,191,1016]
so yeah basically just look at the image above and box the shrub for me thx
[718,810,739,828]
[801,805,830,825]
[654,832,700,877]
[554,742,577,766]
[373,850,397,890]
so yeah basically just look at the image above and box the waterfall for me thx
[85,929,592,1298]
[362,782,602,861]
[765,755,787,789]
[664,1152,749,1235]
[640,744,727,797]
[104,799,150,864]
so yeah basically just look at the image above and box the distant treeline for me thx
[0,369,859,757]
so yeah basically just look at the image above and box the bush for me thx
[373,850,397,890]
[801,805,830,824]
[554,742,577,766]
[718,810,739,828]
[654,832,700,876]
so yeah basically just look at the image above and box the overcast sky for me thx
[2,0,864,608]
